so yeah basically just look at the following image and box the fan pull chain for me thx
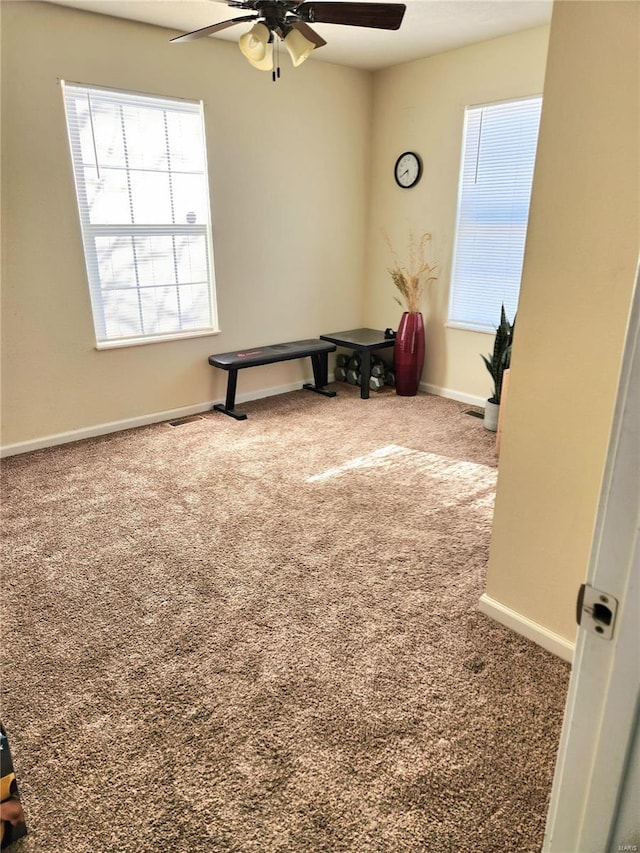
[272,36,281,82]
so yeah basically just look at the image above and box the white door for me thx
[543,270,640,853]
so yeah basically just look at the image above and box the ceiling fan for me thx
[170,1,406,79]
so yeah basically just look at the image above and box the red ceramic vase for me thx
[394,311,425,396]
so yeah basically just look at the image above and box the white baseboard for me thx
[0,376,327,458]
[420,382,486,409]
[2,375,475,457]
[478,593,575,663]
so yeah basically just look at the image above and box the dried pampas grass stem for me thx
[385,231,439,314]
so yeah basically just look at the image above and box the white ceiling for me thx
[45,0,552,71]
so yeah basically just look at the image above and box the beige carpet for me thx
[0,386,570,852]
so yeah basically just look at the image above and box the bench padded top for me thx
[209,339,336,370]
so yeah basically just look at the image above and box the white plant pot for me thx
[484,399,500,432]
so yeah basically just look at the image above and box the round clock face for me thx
[394,151,422,188]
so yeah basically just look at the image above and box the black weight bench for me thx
[208,339,337,420]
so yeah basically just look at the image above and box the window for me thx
[448,96,542,332]
[62,82,218,347]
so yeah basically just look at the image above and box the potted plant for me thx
[386,231,439,396]
[481,305,515,431]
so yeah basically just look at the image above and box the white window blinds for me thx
[62,82,217,347]
[448,96,542,332]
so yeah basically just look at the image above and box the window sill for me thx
[95,328,221,351]
[446,322,496,335]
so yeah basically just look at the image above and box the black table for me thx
[320,328,395,399]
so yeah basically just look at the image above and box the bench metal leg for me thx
[213,369,248,420]
[303,353,337,398]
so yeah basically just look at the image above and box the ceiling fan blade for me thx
[298,2,405,30]
[210,0,258,6]
[170,15,258,43]
[289,20,327,47]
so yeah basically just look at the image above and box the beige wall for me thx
[0,5,552,449]
[1,1,371,447]
[486,0,640,642]
[365,26,550,400]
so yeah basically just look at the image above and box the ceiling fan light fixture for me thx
[239,22,270,62]
[246,41,274,71]
[283,27,315,67]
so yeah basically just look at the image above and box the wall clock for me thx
[394,151,422,188]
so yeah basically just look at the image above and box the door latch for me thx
[576,583,618,640]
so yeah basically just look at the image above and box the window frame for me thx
[447,94,543,335]
[61,81,219,349]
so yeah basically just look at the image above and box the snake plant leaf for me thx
[480,304,515,404]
